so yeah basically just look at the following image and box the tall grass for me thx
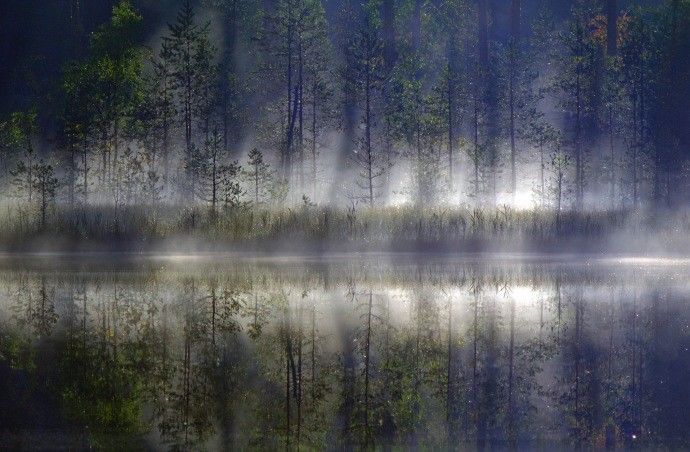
[0,203,688,253]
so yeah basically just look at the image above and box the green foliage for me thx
[32,160,60,224]
[6,110,37,151]
[244,148,276,205]
[164,0,219,198]
[90,1,146,124]
[59,338,147,447]
[0,331,36,372]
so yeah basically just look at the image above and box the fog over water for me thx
[0,254,688,449]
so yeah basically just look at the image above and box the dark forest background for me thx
[1,0,688,213]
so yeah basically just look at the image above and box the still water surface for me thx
[0,254,688,450]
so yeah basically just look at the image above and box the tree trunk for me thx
[609,107,616,209]
[311,77,318,200]
[211,145,217,215]
[82,144,89,203]
[632,95,639,209]
[478,0,488,67]
[297,301,303,448]
[411,0,422,53]
[473,94,480,204]
[382,0,396,71]
[298,38,305,195]
[539,143,545,207]
[575,20,584,211]
[447,39,456,192]
[446,297,453,438]
[184,35,194,200]
[507,298,516,445]
[283,2,294,180]
[69,146,76,205]
[363,290,373,447]
[40,179,47,226]
[557,167,563,231]
[222,0,239,154]
[211,283,216,345]
[472,289,479,426]
[509,0,520,202]
[311,303,316,404]
[254,162,259,205]
[162,64,171,188]
[285,310,291,449]
[606,0,617,57]
[365,49,374,207]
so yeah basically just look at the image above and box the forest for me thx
[1,0,689,251]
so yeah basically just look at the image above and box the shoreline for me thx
[0,204,687,255]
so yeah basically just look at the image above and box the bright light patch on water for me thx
[610,257,690,266]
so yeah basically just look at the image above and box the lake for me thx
[0,254,689,450]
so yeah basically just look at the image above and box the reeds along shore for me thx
[0,203,688,254]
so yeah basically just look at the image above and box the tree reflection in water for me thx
[0,256,688,449]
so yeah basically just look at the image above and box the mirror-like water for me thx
[0,254,688,450]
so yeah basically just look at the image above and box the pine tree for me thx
[619,10,652,209]
[507,0,522,202]
[259,0,333,195]
[525,120,560,207]
[7,110,37,203]
[165,0,217,201]
[245,148,274,206]
[198,128,225,215]
[89,0,145,197]
[556,5,601,210]
[551,145,570,229]
[32,161,60,226]
[205,0,262,153]
[349,0,385,207]
[62,61,97,204]
[434,0,473,196]
[300,0,333,200]
[149,41,177,188]
[221,161,243,210]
